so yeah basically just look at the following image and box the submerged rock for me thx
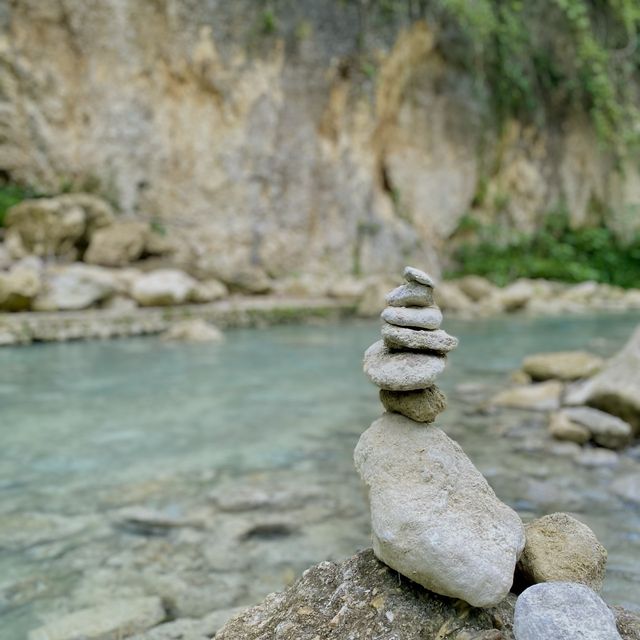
[354,414,525,607]
[161,319,224,343]
[514,582,622,640]
[363,340,446,391]
[522,350,604,381]
[28,597,165,640]
[516,513,607,592]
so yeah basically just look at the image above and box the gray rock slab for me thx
[385,281,434,307]
[381,306,442,329]
[363,340,446,391]
[514,582,622,640]
[354,413,525,608]
[562,406,633,449]
[381,323,458,353]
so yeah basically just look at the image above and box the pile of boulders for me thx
[354,267,626,638]
[490,327,640,457]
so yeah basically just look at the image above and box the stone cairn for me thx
[354,266,527,608]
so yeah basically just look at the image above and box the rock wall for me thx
[1,0,639,280]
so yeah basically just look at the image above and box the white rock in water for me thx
[403,266,435,288]
[354,413,525,607]
[381,323,458,353]
[514,582,622,640]
[363,340,446,391]
[131,269,197,306]
[385,281,435,307]
[381,306,443,330]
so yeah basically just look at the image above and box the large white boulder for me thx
[354,413,525,607]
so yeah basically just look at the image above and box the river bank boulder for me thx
[215,549,640,640]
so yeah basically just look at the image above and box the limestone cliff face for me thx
[0,1,639,280]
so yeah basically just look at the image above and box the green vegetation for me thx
[349,0,640,151]
[448,209,640,288]
[0,184,41,226]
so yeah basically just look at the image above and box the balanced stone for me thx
[380,387,447,423]
[517,512,607,591]
[363,340,446,391]
[403,266,435,288]
[385,281,434,308]
[381,324,458,353]
[354,413,525,607]
[514,582,622,640]
[381,306,442,330]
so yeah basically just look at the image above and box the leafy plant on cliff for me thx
[347,0,640,151]
[0,184,40,226]
[448,208,640,288]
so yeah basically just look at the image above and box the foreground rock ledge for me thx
[216,550,639,640]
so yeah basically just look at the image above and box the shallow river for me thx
[2,312,640,637]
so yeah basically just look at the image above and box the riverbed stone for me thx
[363,340,447,391]
[403,266,435,287]
[380,306,443,329]
[566,326,640,433]
[354,413,525,607]
[379,387,447,422]
[562,406,633,450]
[381,324,458,353]
[523,350,604,381]
[513,582,621,640]
[548,411,591,444]
[517,513,607,591]
[385,281,434,307]
[491,381,564,411]
[28,597,166,640]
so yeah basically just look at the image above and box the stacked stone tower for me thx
[355,267,526,608]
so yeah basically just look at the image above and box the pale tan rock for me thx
[131,269,198,306]
[455,275,497,302]
[5,194,114,261]
[517,513,607,591]
[562,406,633,450]
[490,381,564,411]
[190,279,228,303]
[523,351,604,381]
[0,262,42,311]
[379,387,447,422]
[84,221,150,266]
[548,412,590,445]
[434,282,474,312]
[161,319,223,343]
[498,279,536,312]
[28,597,165,640]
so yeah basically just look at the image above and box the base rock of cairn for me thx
[356,266,526,608]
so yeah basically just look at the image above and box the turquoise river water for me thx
[1,312,640,637]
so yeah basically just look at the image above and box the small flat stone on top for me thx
[363,340,446,391]
[381,306,442,330]
[382,324,458,353]
[403,266,435,288]
[385,281,435,308]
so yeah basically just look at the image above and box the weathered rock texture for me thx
[517,513,608,592]
[2,3,640,281]
[354,413,525,608]
[215,550,640,640]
